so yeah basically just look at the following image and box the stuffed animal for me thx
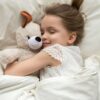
[0,11,42,75]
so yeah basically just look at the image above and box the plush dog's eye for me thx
[27,35,30,39]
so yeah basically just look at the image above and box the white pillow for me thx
[37,0,72,6]
[79,0,100,58]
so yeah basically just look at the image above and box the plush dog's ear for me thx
[20,11,32,28]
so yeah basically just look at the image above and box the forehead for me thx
[41,15,63,27]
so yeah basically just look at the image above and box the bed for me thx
[0,0,100,100]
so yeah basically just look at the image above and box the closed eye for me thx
[47,27,57,34]
[49,30,56,34]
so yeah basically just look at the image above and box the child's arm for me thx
[4,51,60,76]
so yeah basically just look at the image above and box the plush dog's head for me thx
[16,11,42,50]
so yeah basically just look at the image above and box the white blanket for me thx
[0,75,39,100]
[18,70,98,100]
[0,64,98,100]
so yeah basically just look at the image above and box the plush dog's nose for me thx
[35,37,41,42]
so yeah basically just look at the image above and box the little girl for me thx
[5,0,84,80]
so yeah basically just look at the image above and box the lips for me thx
[42,42,50,47]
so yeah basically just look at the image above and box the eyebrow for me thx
[40,22,58,31]
[47,26,58,31]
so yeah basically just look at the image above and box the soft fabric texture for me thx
[0,64,98,100]
[37,0,72,6]
[40,44,83,79]
[0,45,99,100]
[85,55,100,99]
[78,0,100,58]
[0,75,39,100]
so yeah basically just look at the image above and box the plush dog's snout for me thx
[28,36,42,50]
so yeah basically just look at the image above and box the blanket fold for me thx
[18,69,98,100]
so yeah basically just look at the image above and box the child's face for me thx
[41,15,76,48]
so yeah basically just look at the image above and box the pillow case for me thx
[79,0,100,58]
[37,0,71,6]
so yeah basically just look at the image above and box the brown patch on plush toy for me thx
[21,11,32,28]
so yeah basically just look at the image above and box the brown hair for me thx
[44,0,84,45]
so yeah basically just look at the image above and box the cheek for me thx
[59,34,70,44]
[59,33,69,40]
[51,32,69,42]
[51,34,64,43]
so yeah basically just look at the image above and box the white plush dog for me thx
[0,11,42,75]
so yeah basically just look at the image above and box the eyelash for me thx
[48,29,56,34]
[41,29,56,35]
[49,31,55,34]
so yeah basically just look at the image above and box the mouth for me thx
[43,43,51,47]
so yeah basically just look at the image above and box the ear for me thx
[67,32,77,45]
[20,11,32,28]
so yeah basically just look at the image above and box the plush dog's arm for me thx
[0,48,20,74]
